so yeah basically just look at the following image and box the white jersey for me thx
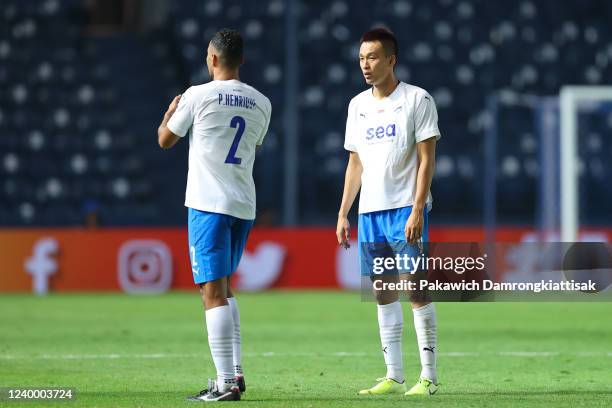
[167,79,271,220]
[344,82,441,214]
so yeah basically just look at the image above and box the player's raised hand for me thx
[405,210,423,244]
[336,216,351,249]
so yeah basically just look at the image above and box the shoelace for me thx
[375,377,403,383]
[208,379,219,393]
[197,379,219,396]
[419,378,441,386]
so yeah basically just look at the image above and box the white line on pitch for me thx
[1,351,610,360]
[443,352,480,357]
[498,351,559,357]
[333,352,368,357]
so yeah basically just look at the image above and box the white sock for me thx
[412,303,437,383]
[227,297,243,376]
[205,305,236,392]
[377,301,404,383]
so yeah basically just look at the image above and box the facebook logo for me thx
[366,124,396,140]
[24,237,59,295]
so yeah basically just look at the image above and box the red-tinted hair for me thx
[360,27,398,57]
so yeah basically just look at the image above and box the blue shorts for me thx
[188,208,254,284]
[358,206,429,276]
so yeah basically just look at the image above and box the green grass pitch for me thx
[1,292,611,407]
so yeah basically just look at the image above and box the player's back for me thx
[183,79,271,220]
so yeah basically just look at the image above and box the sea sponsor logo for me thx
[365,123,397,140]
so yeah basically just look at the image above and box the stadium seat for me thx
[1,0,610,226]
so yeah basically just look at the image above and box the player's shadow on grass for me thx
[76,389,612,403]
[256,389,612,401]
[441,390,612,396]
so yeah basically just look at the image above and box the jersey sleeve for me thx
[256,98,272,146]
[344,99,358,152]
[167,87,195,138]
[414,92,441,143]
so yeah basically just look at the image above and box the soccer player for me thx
[336,28,441,396]
[157,28,271,402]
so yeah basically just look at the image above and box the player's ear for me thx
[389,54,396,68]
[213,53,222,68]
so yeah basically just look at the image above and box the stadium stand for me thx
[1,0,611,226]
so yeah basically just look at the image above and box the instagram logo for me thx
[117,240,172,293]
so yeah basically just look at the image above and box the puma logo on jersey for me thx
[423,346,435,353]
[366,124,396,140]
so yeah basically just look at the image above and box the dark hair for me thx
[360,27,398,57]
[210,28,244,69]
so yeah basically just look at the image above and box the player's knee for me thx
[410,300,431,309]
[201,281,228,307]
[226,277,234,298]
[374,290,399,305]
[204,289,226,303]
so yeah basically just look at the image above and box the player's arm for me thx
[405,138,437,243]
[157,95,182,149]
[337,151,363,248]
[255,99,272,153]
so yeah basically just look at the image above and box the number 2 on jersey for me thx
[225,116,245,164]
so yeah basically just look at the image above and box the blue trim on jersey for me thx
[358,206,429,276]
[188,208,254,284]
